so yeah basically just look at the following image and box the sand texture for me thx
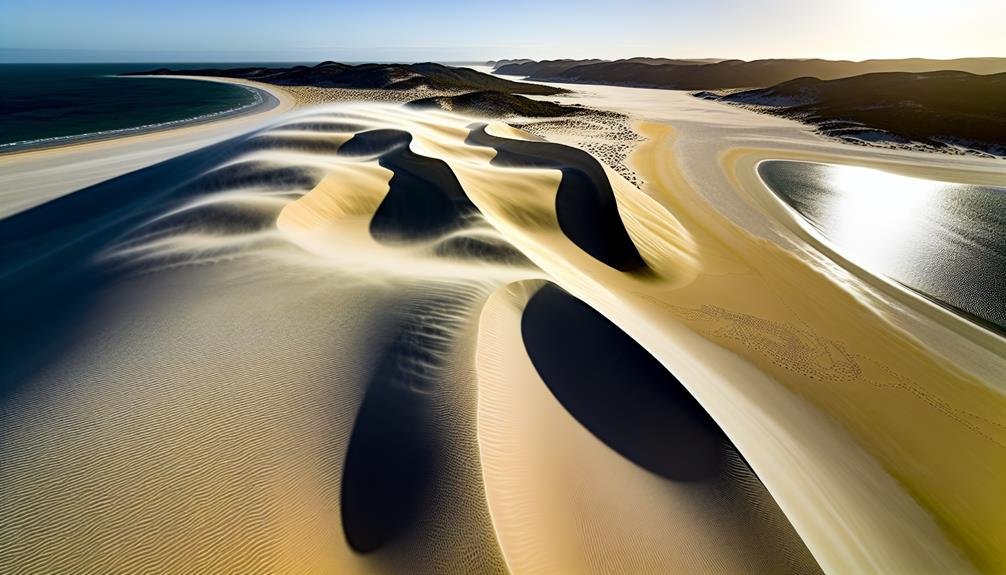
[2,78,1004,574]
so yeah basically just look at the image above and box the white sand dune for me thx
[2,88,1004,575]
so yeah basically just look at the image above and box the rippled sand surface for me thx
[1,102,1003,573]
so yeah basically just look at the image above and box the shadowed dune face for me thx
[339,129,479,242]
[341,296,449,553]
[0,103,822,573]
[522,282,725,480]
[477,280,823,574]
[467,123,646,272]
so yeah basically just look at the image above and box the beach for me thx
[1,71,1004,574]
[0,76,296,218]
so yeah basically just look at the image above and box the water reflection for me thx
[759,160,1006,333]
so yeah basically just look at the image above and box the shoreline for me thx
[0,83,267,154]
[0,76,296,218]
[0,75,289,157]
[0,75,297,159]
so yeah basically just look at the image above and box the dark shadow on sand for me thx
[520,284,824,574]
[520,282,724,480]
[339,326,438,553]
[339,292,467,554]
[466,124,645,272]
[339,129,478,242]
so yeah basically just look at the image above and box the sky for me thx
[1,0,1004,63]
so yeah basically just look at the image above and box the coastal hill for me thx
[127,61,566,96]
[496,57,715,78]
[486,58,534,67]
[494,57,1006,90]
[492,59,608,78]
[706,71,1006,155]
[406,90,582,117]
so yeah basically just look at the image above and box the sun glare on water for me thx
[820,164,939,270]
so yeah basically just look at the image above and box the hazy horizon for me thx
[3,0,1003,63]
[3,49,1005,66]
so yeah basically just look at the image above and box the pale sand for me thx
[0,105,529,574]
[3,79,1004,574]
[449,122,991,572]
[625,124,1002,572]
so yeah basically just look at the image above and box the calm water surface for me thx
[0,64,267,148]
[759,160,1006,333]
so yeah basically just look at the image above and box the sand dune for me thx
[2,95,1003,574]
[475,280,821,573]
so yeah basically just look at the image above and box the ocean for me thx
[0,63,271,149]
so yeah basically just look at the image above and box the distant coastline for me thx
[0,79,276,154]
[0,64,284,155]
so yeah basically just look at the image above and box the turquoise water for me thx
[0,64,269,149]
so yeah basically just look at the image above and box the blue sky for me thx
[2,0,1003,62]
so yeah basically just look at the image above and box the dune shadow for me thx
[433,234,534,266]
[340,324,440,553]
[519,282,820,566]
[521,284,826,572]
[339,129,479,243]
[276,120,369,134]
[466,124,645,272]
[520,282,723,480]
[339,291,468,554]
[197,163,320,195]
[241,133,348,154]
